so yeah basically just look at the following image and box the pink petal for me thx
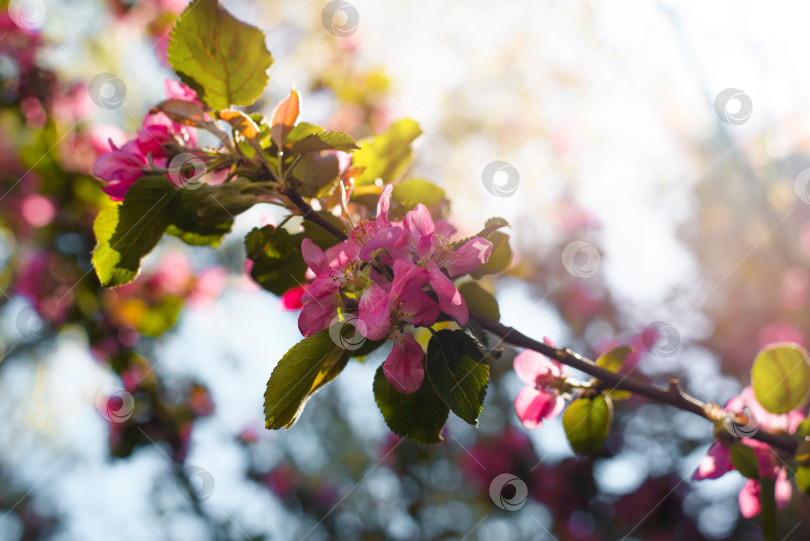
[514,387,563,429]
[280,285,307,311]
[400,290,440,327]
[738,479,761,518]
[358,226,402,261]
[404,204,435,239]
[376,184,393,230]
[448,237,493,277]
[300,273,339,302]
[434,219,457,238]
[358,285,391,341]
[404,204,435,258]
[427,261,468,325]
[301,238,329,276]
[298,295,339,337]
[513,344,562,385]
[383,332,425,394]
[325,240,360,267]
[390,259,429,299]
[93,147,147,182]
[101,180,137,201]
[692,443,732,480]
[164,79,199,102]
[775,468,792,509]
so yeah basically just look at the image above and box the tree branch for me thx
[282,188,348,241]
[472,314,799,454]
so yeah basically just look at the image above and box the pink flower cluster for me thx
[692,386,803,518]
[512,337,566,429]
[93,80,200,200]
[298,185,492,393]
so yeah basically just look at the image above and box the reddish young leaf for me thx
[270,90,300,148]
[151,99,210,128]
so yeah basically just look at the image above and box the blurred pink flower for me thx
[513,337,565,429]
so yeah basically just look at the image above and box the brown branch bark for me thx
[473,314,799,454]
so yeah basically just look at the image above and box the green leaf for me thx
[165,221,233,247]
[181,179,264,226]
[302,213,347,250]
[425,329,489,425]
[352,119,422,186]
[475,217,510,239]
[289,129,358,154]
[168,0,273,110]
[797,418,810,438]
[245,225,308,295]
[264,329,345,429]
[470,231,512,279]
[596,345,633,373]
[595,346,634,401]
[291,153,340,198]
[796,466,810,496]
[391,179,445,210]
[562,395,613,455]
[758,478,777,541]
[729,443,760,479]
[795,441,810,467]
[459,282,500,321]
[751,343,810,414]
[373,365,449,443]
[93,177,179,287]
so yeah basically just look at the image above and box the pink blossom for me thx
[164,79,200,103]
[692,442,733,480]
[513,337,565,429]
[383,331,426,394]
[279,285,307,311]
[738,469,792,518]
[725,386,804,434]
[692,386,801,518]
